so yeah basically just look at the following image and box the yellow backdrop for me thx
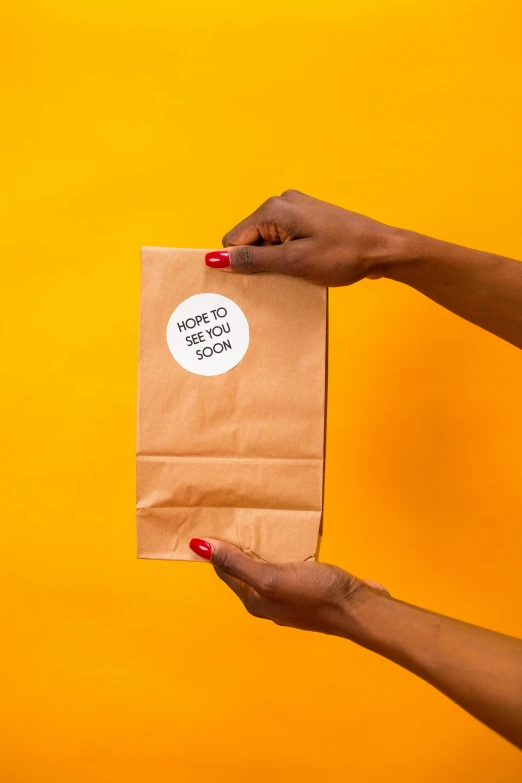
[2,1,522,780]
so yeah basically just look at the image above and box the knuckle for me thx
[236,245,255,272]
[260,195,285,221]
[258,196,294,237]
[263,195,282,209]
[280,188,302,198]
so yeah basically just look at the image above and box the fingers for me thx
[221,197,281,248]
[221,212,264,247]
[189,537,279,594]
[222,216,262,248]
[207,539,275,592]
[226,242,292,275]
[213,567,249,600]
[214,568,269,619]
[204,191,314,276]
[221,192,304,248]
[206,239,310,276]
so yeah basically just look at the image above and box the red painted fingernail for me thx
[205,251,230,268]
[189,538,212,560]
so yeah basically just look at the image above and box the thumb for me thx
[206,243,291,275]
[189,537,274,592]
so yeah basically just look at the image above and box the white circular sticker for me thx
[166,293,250,376]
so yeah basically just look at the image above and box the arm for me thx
[383,231,522,349]
[189,537,522,749]
[205,189,522,349]
[348,589,522,749]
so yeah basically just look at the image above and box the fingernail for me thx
[189,538,212,560]
[205,251,230,268]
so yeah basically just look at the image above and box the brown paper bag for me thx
[137,247,327,562]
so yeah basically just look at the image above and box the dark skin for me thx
[194,190,522,749]
[221,189,522,349]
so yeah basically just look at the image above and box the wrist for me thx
[338,586,441,682]
[337,583,394,646]
[368,227,435,283]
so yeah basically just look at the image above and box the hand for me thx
[189,537,389,636]
[206,190,401,286]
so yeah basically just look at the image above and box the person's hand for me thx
[205,190,402,287]
[189,537,389,636]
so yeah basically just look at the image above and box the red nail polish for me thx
[189,538,212,560]
[205,251,230,268]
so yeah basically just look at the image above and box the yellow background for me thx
[2,0,522,780]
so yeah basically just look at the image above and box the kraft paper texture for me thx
[137,247,327,562]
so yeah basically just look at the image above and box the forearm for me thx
[341,589,522,748]
[380,230,522,349]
